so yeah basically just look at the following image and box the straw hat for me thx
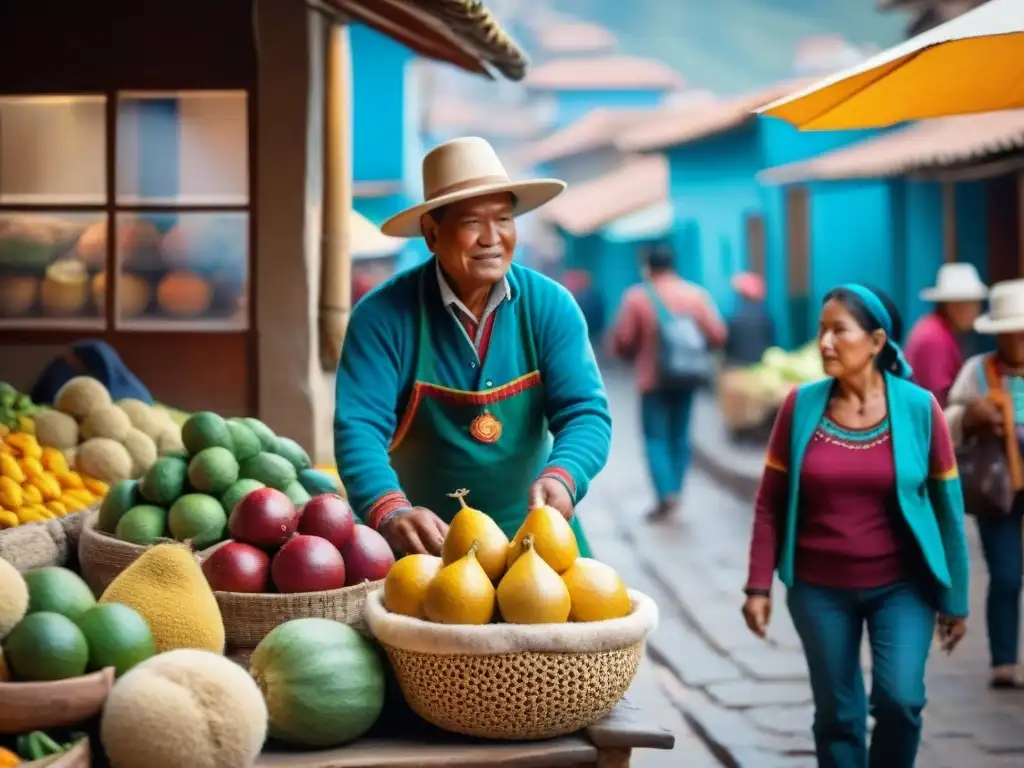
[974,279,1024,335]
[919,263,988,302]
[380,137,566,238]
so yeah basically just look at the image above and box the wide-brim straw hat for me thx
[380,137,566,238]
[975,278,1024,334]
[920,262,989,303]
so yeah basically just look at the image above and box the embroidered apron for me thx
[389,273,592,556]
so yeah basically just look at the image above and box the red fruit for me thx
[339,524,395,586]
[271,534,347,593]
[202,541,271,593]
[228,488,299,550]
[297,494,355,550]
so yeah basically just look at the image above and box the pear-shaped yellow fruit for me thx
[442,488,509,582]
[561,558,631,622]
[384,554,443,618]
[497,535,571,624]
[424,541,495,625]
[507,504,578,574]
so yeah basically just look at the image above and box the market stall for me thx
[0,377,673,768]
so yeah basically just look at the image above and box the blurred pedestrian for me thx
[724,272,774,367]
[743,283,969,768]
[945,278,1024,689]
[609,242,726,522]
[905,263,988,407]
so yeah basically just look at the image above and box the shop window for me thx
[0,90,249,331]
[0,95,107,205]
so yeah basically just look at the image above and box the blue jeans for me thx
[975,509,1023,667]
[787,579,935,768]
[640,389,695,503]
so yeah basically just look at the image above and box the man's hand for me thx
[529,476,574,521]
[964,397,1004,436]
[380,507,449,555]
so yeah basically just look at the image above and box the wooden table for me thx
[256,698,675,767]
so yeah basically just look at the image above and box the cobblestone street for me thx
[582,367,1024,767]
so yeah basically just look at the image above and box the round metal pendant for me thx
[470,412,502,444]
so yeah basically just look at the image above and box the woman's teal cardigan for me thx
[778,373,970,617]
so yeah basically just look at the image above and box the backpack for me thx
[644,283,714,392]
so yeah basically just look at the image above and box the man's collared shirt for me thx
[435,259,510,359]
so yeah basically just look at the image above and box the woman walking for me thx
[945,278,1024,688]
[743,284,970,768]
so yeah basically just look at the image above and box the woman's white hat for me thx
[919,262,989,302]
[975,279,1024,335]
[380,137,566,238]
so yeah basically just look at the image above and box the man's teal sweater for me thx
[334,260,612,524]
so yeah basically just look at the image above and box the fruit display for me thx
[734,342,826,406]
[33,376,179,485]
[100,649,268,768]
[250,617,385,747]
[93,410,339,552]
[383,489,631,625]
[6,732,84,763]
[203,489,394,594]
[0,566,154,682]
[0,383,40,435]
[99,542,226,654]
[0,432,109,529]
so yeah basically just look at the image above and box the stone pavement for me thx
[578,368,1024,767]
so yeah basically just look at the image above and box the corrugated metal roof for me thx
[521,107,660,165]
[539,155,668,236]
[524,55,685,92]
[535,21,618,55]
[759,109,1024,184]
[617,78,818,152]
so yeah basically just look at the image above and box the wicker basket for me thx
[365,588,658,741]
[210,577,383,651]
[77,511,172,594]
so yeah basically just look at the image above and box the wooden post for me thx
[942,181,957,263]
[1018,170,1024,278]
[320,20,354,371]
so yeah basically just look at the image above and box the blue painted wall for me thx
[545,89,666,128]
[350,24,413,184]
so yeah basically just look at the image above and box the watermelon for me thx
[249,617,385,747]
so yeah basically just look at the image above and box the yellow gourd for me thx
[497,535,571,624]
[507,504,579,574]
[19,457,44,478]
[0,477,22,510]
[0,454,24,483]
[0,511,18,528]
[441,488,509,582]
[46,501,68,516]
[28,473,61,502]
[424,541,496,625]
[55,470,84,490]
[21,485,42,504]
[101,543,226,653]
[84,477,110,496]
[560,558,632,622]
[384,554,443,618]
[0,746,21,766]
[6,433,41,459]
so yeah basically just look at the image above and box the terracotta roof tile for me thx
[535,21,618,55]
[539,155,669,236]
[759,109,1024,184]
[524,55,685,92]
[522,107,662,165]
[617,78,819,152]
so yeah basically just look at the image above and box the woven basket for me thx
[210,577,383,651]
[365,588,658,741]
[0,507,93,572]
[77,511,171,595]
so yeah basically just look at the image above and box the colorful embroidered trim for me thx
[815,416,891,450]
[367,490,412,531]
[390,371,542,452]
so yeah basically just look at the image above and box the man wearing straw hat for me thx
[333,137,611,557]
[904,263,988,408]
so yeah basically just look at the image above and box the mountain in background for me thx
[548,0,911,93]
